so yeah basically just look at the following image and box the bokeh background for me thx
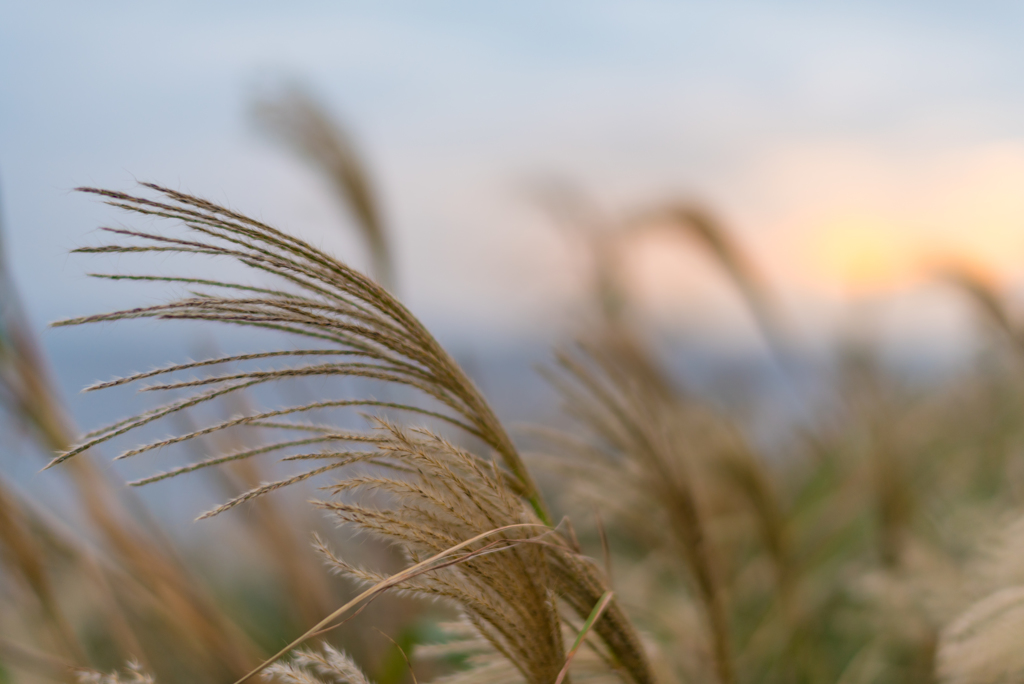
[5,4,1024,680]
[7,0,1024,513]
[7,2,1024,344]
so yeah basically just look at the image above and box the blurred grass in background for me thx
[4,65,1024,684]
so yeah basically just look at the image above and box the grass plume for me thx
[53,183,656,684]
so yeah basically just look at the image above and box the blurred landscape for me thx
[5,3,1024,684]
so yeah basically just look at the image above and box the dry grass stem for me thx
[54,184,657,684]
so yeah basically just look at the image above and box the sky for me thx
[4,1,1024,352]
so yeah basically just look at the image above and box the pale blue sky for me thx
[4,1,1024,345]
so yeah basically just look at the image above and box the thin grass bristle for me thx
[56,183,656,684]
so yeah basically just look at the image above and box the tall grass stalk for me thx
[53,184,656,684]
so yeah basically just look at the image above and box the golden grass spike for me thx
[195,455,374,520]
[233,523,551,684]
[75,661,155,684]
[127,433,380,486]
[253,84,394,290]
[83,349,358,392]
[60,184,547,522]
[267,643,375,684]
[62,184,661,684]
[317,422,569,665]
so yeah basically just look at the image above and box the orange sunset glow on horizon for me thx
[612,140,1024,330]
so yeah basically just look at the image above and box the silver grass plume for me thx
[76,662,155,684]
[47,183,543,520]
[53,184,655,684]
[316,420,566,683]
[417,622,625,684]
[266,644,373,684]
